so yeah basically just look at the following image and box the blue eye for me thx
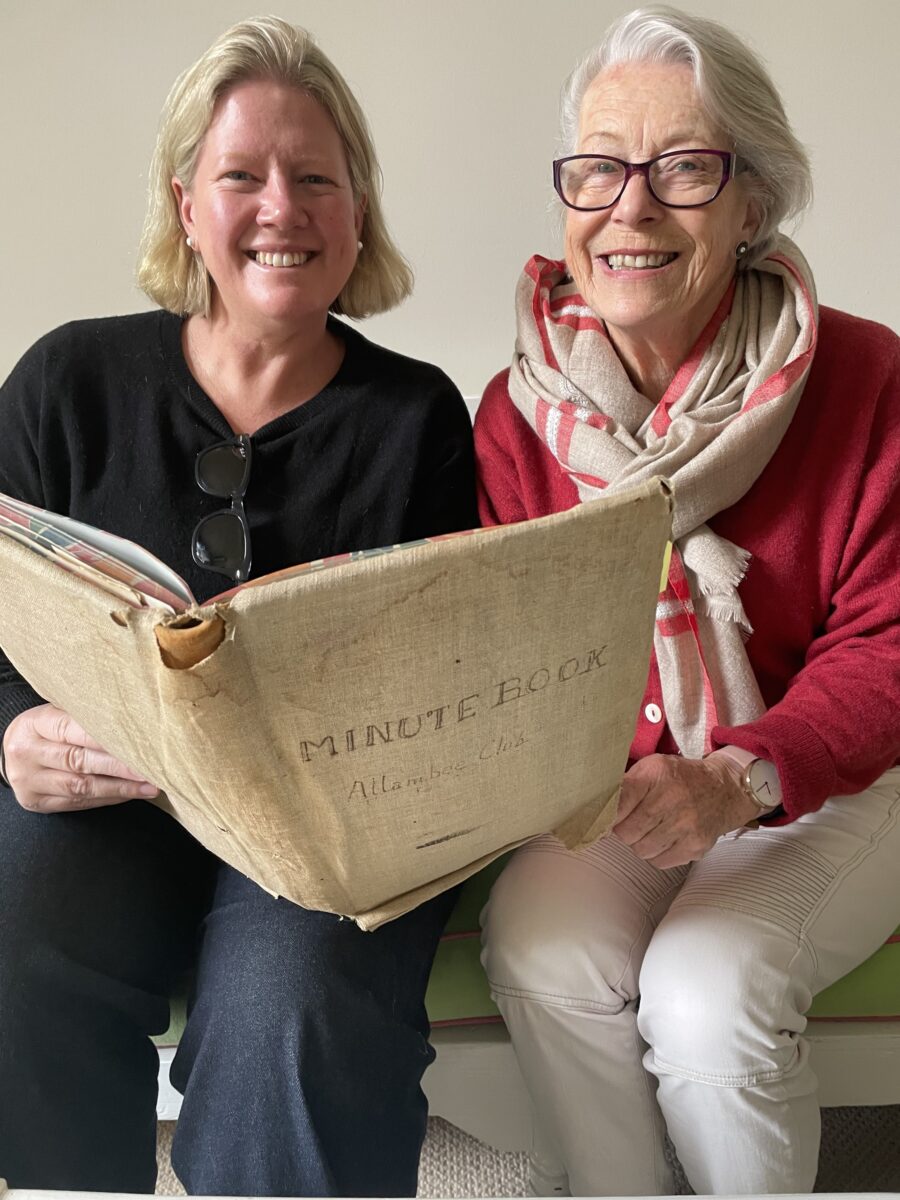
[657,155,710,177]
[224,170,253,182]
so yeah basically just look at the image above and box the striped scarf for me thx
[508,236,818,758]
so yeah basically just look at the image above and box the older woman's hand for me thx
[3,703,159,814]
[613,753,761,869]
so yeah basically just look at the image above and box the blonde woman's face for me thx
[564,62,758,360]
[173,80,364,334]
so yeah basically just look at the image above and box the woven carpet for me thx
[157,1106,900,1195]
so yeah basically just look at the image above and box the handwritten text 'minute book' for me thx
[297,644,609,765]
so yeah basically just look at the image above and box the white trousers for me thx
[481,767,900,1196]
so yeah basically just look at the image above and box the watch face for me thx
[747,758,782,807]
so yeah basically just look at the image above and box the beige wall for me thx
[2,0,897,397]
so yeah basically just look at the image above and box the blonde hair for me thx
[138,15,412,317]
[560,5,813,265]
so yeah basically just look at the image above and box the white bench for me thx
[157,1019,900,1148]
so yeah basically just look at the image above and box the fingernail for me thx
[138,783,160,796]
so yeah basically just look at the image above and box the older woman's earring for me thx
[357,240,363,252]
[186,235,197,251]
[735,241,749,260]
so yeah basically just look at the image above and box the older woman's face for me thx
[565,62,757,356]
[174,80,364,334]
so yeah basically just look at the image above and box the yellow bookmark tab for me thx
[659,541,673,593]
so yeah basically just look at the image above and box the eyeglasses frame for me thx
[192,433,253,583]
[552,148,737,212]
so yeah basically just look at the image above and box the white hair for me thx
[559,5,812,264]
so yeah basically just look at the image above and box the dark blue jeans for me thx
[0,789,457,1195]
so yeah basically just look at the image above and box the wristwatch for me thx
[709,745,782,815]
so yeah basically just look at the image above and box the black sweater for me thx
[0,310,478,744]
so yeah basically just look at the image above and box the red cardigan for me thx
[474,306,900,820]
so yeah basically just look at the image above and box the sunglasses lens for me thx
[193,511,248,578]
[196,442,250,497]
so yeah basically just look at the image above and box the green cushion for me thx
[430,868,900,1024]
[426,928,900,1026]
[808,935,900,1019]
[154,868,900,1046]
[442,856,509,934]
[158,995,187,1046]
[425,932,500,1025]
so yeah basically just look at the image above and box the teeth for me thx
[253,251,310,267]
[605,252,675,270]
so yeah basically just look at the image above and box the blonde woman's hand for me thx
[613,753,760,869]
[2,703,159,813]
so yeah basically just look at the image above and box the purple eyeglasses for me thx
[553,149,737,211]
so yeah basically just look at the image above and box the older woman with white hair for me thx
[0,16,475,1196]
[476,5,900,1195]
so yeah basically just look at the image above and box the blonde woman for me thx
[0,17,475,1195]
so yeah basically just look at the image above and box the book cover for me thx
[0,478,672,929]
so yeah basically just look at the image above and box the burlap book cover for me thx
[0,478,671,928]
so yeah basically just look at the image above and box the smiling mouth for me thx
[248,251,313,268]
[602,252,677,271]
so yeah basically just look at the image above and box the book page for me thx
[0,491,476,613]
[0,494,671,617]
[211,528,479,604]
[0,520,156,609]
[0,494,192,611]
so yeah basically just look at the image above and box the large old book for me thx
[0,480,672,929]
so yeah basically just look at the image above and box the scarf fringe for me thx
[678,530,752,632]
[687,539,751,594]
[699,593,754,635]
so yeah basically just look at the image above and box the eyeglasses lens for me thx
[649,153,724,204]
